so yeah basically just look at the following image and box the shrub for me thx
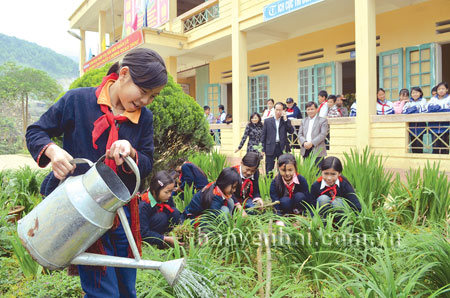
[149,75,213,171]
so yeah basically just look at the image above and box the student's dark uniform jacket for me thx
[310,176,361,212]
[179,162,209,191]
[270,174,311,215]
[139,192,180,245]
[232,165,260,209]
[26,87,154,197]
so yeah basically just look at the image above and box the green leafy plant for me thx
[390,161,450,225]
[342,147,393,207]
[188,151,229,182]
[9,232,42,279]
[295,150,321,190]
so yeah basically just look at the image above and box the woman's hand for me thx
[106,140,136,166]
[45,144,75,180]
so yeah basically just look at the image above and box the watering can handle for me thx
[96,154,141,200]
[70,158,94,167]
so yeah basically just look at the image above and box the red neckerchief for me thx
[156,203,174,213]
[232,165,254,199]
[86,73,142,268]
[287,108,294,112]
[283,175,298,199]
[338,108,343,116]
[266,110,271,117]
[205,181,232,206]
[285,181,295,198]
[318,101,326,112]
[377,100,389,114]
[92,73,129,173]
[317,176,343,201]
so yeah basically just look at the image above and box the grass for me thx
[342,147,393,208]
[1,149,450,297]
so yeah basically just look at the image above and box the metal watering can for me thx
[17,155,185,286]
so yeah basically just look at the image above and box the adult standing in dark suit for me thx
[261,102,294,174]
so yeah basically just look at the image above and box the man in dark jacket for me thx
[261,102,294,174]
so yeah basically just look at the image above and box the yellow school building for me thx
[70,0,450,170]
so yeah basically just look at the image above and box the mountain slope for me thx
[0,33,78,79]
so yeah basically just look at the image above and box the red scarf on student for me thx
[377,100,389,114]
[318,101,326,112]
[232,165,254,200]
[317,176,343,201]
[205,181,231,206]
[284,181,296,198]
[86,73,142,268]
[157,203,174,213]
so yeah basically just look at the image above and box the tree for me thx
[0,62,62,147]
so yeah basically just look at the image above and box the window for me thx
[298,62,335,116]
[248,75,269,115]
[205,84,221,117]
[379,48,403,101]
[406,43,435,96]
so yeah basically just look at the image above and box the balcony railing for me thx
[179,0,220,33]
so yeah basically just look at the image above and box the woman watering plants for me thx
[26,48,167,298]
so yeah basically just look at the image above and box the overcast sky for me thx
[0,0,99,60]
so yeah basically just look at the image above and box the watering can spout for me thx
[71,253,185,286]
[160,258,186,286]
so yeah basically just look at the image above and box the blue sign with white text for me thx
[263,0,323,22]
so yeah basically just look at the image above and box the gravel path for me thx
[0,154,45,171]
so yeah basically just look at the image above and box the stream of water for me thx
[173,268,219,298]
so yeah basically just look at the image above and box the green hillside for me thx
[0,33,78,79]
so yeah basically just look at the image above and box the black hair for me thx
[320,156,352,185]
[249,112,262,127]
[267,98,275,104]
[318,90,328,98]
[377,88,385,93]
[286,97,294,103]
[218,104,225,111]
[275,154,297,198]
[431,86,438,93]
[201,167,241,209]
[436,81,449,90]
[327,95,337,103]
[149,171,175,200]
[305,101,318,109]
[242,151,261,168]
[410,87,423,99]
[107,48,167,89]
[204,105,210,110]
[321,156,343,173]
[226,114,232,119]
[274,102,285,109]
[399,88,409,97]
